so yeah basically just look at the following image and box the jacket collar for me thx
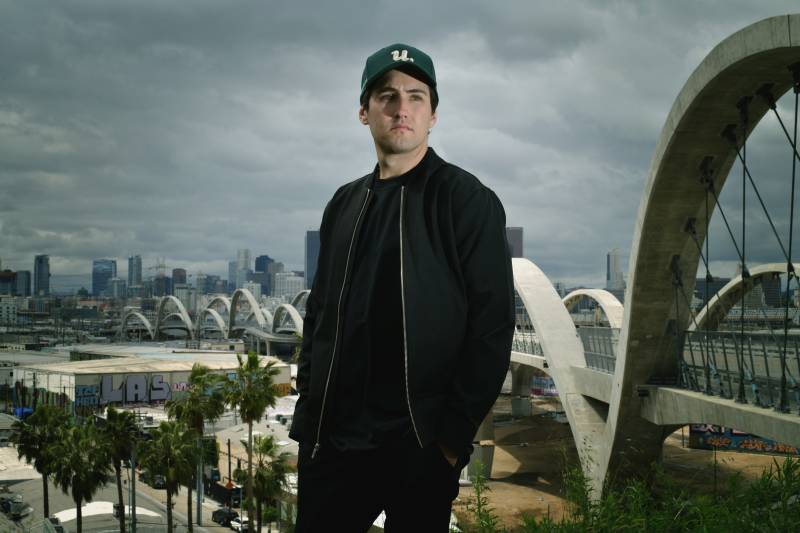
[365,147,446,190]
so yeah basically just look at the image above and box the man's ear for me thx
[358,106,369,125]
[428,110,438,130]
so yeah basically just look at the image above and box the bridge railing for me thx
[681,330,800,413]
[578,326,619,374]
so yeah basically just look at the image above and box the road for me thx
[0,473,239,532]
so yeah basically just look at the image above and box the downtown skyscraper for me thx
[33,254,50,296]
[305,230,320,289]
[92,259,117,297]
[128,255,142,287]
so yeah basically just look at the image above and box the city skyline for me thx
[1,3,799,288]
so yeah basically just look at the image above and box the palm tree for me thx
[252,434,294,533]
[223,351,280,527]
[51,420,112,533]
[101,407,139,533]
[10,405,70,519]
[139,420,194,532]
[165,363,225,531]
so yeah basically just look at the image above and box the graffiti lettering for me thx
[151,375,170,401]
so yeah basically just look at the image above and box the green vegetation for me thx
[166,362,226,532]
[223,351,280,527]
[100,406,138,533]
[51,420,112,533]
[139,419,194,532]
[461,457,800,533]
[8,359,284,532]
[9,404,69,519]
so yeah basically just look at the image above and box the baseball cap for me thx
[360,43,437,100]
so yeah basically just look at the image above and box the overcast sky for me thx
[1,1,799,290]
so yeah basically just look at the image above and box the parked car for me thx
[139,469,166,489]
[48,517,66,533]
[230,517,250,532]
[0,494,22,514]
[9,499,32,520]
[212,507,239,527]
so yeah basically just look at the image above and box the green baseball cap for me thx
[360,43,437,100]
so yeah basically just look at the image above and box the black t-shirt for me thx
[328,157,429,450]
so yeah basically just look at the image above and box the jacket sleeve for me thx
[437,186,515,457]
[291,200,332,442]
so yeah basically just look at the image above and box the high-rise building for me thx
[109,277,127,299]
[0,295,17,324]
[172,268,187,285]
[237,249,251,271]
[0,271,15,295]
[195,272,208,294]
[255,255,274,273]
[305,230,321,290]
[606,249,626,292]
[33,255,50,296]
[228,261,238,292]
[128,255,142,287]
[243,281,262,299]
[15,271,31,297]
[506,227,523,258]
[174,283,196,313]
[92,259,117,297]
[272,271,305,300]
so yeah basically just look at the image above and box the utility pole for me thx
[130,447,137,533]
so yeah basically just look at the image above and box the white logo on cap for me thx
[391,50,414,63]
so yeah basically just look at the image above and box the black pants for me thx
[295,434,465,532]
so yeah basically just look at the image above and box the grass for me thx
[462,457,800,533]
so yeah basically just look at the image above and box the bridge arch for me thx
[230,288,267,333]
[120,310,155,340]
[272,304,304,335]
[563,289,624,329]
[290,290,310,315]
[155,295,195,340]
[196,307,228,338]
[689,262,799,331]
[512,258,606,479]
[601,15,800,496]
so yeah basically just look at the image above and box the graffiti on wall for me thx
[99,374,171,404]
[75,385,99,407]
[689,424,800,456]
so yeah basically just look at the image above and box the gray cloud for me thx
[0,1,798,290]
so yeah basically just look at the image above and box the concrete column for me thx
[511,365,535,417]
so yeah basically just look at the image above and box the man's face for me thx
[359,69,437,156]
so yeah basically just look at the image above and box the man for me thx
[290,43,514,532]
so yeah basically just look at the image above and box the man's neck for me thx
[376,143,428,180]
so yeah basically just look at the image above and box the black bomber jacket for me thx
[289,148,515,459]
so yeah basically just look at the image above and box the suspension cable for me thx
[779,66,800,412]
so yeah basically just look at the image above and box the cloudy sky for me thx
[1,1,798,291]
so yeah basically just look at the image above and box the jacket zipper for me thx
[312,188,372,459]
[400,186,424,448]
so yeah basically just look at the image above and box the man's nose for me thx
[394,95,410,118]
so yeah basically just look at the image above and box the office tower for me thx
[228,261,237,292]
[305,230,321,290]
[237,249,251,271]
[33,255,50,296]
[195,272,207,294]
[15,271,31,297]
[172,268,187,285]
[243,281,262,299]
[606,249,625,291]
[92,259,117,297]
[255,255,274,273]
[272,272,305,299]
[0,271,15,295]
[173,284,196,313]
[505,227,523,258]
[109,278,127,299]
[153,275,172,297]
[128,255,143,286]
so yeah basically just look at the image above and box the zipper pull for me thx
[311,442,321,459]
